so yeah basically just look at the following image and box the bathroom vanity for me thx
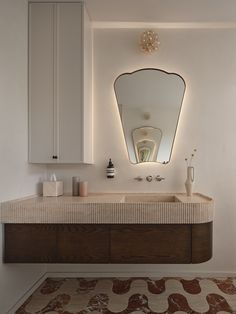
[1,194,214,264]
[0,193,213,264]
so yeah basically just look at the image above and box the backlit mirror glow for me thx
[114,68,186,164]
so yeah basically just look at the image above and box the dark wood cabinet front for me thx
[110,225,191,263]
[56,225,109,263]
[192,222,213,263]
[4,224,57,263]
[4,223,212,264]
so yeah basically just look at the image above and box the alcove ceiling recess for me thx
[83,0,236,26]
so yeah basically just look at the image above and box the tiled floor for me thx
[16,277,236,313]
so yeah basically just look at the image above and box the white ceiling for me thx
[84,0,236,23]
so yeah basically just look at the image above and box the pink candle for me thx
[79,181,88,197]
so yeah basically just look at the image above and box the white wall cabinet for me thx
[29,2,93,164]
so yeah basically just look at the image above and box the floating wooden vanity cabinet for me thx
[4,223,212,264]
[1,193,214,264]
[29,2,93,163]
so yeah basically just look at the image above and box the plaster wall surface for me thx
[1,1,236,310]
[48,28,236,275]
[0,1,47,312]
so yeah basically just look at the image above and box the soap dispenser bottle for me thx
[106,159,115,179]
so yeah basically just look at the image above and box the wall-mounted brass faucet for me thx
[156,175,165,182]
[134,175,165,182]
[146,175,153,182]
[134,176,143,181]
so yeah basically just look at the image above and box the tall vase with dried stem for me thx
[185,149,197,196]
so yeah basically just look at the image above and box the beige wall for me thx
[48,28,236,275]
[0,0,47,312]
[1,1,236,311]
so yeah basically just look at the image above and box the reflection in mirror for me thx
[114,68,186,164]
[132,127,162,162]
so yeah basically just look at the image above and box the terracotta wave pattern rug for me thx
[16,277,236,313]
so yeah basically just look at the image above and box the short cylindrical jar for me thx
[79,181,88,197]
[72,176,80,196]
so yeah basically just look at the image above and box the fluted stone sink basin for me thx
[0,193,214,224]
[122,195,180,203]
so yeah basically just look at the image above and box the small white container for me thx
[43,181,63,197]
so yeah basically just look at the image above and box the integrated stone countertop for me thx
[0,193,214,224]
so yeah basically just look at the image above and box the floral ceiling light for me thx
[139,30,160,53]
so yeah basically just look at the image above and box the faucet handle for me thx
[146,175,153,182]
[156,175,165,181]
[134,176,143,181]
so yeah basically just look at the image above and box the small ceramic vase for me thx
[185,166,194,196]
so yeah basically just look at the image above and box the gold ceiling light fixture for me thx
[139,30,160,53]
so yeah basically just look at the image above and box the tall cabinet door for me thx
[29,3,55,163]
[57,3,83,163]
[29,3,93,164]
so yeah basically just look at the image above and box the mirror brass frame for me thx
[114,68,186,164]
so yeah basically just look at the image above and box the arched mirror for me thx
[114,68,186,164]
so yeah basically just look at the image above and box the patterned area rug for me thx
[16,277,236,313]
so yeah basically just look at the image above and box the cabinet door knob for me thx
[52,155,58,159]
